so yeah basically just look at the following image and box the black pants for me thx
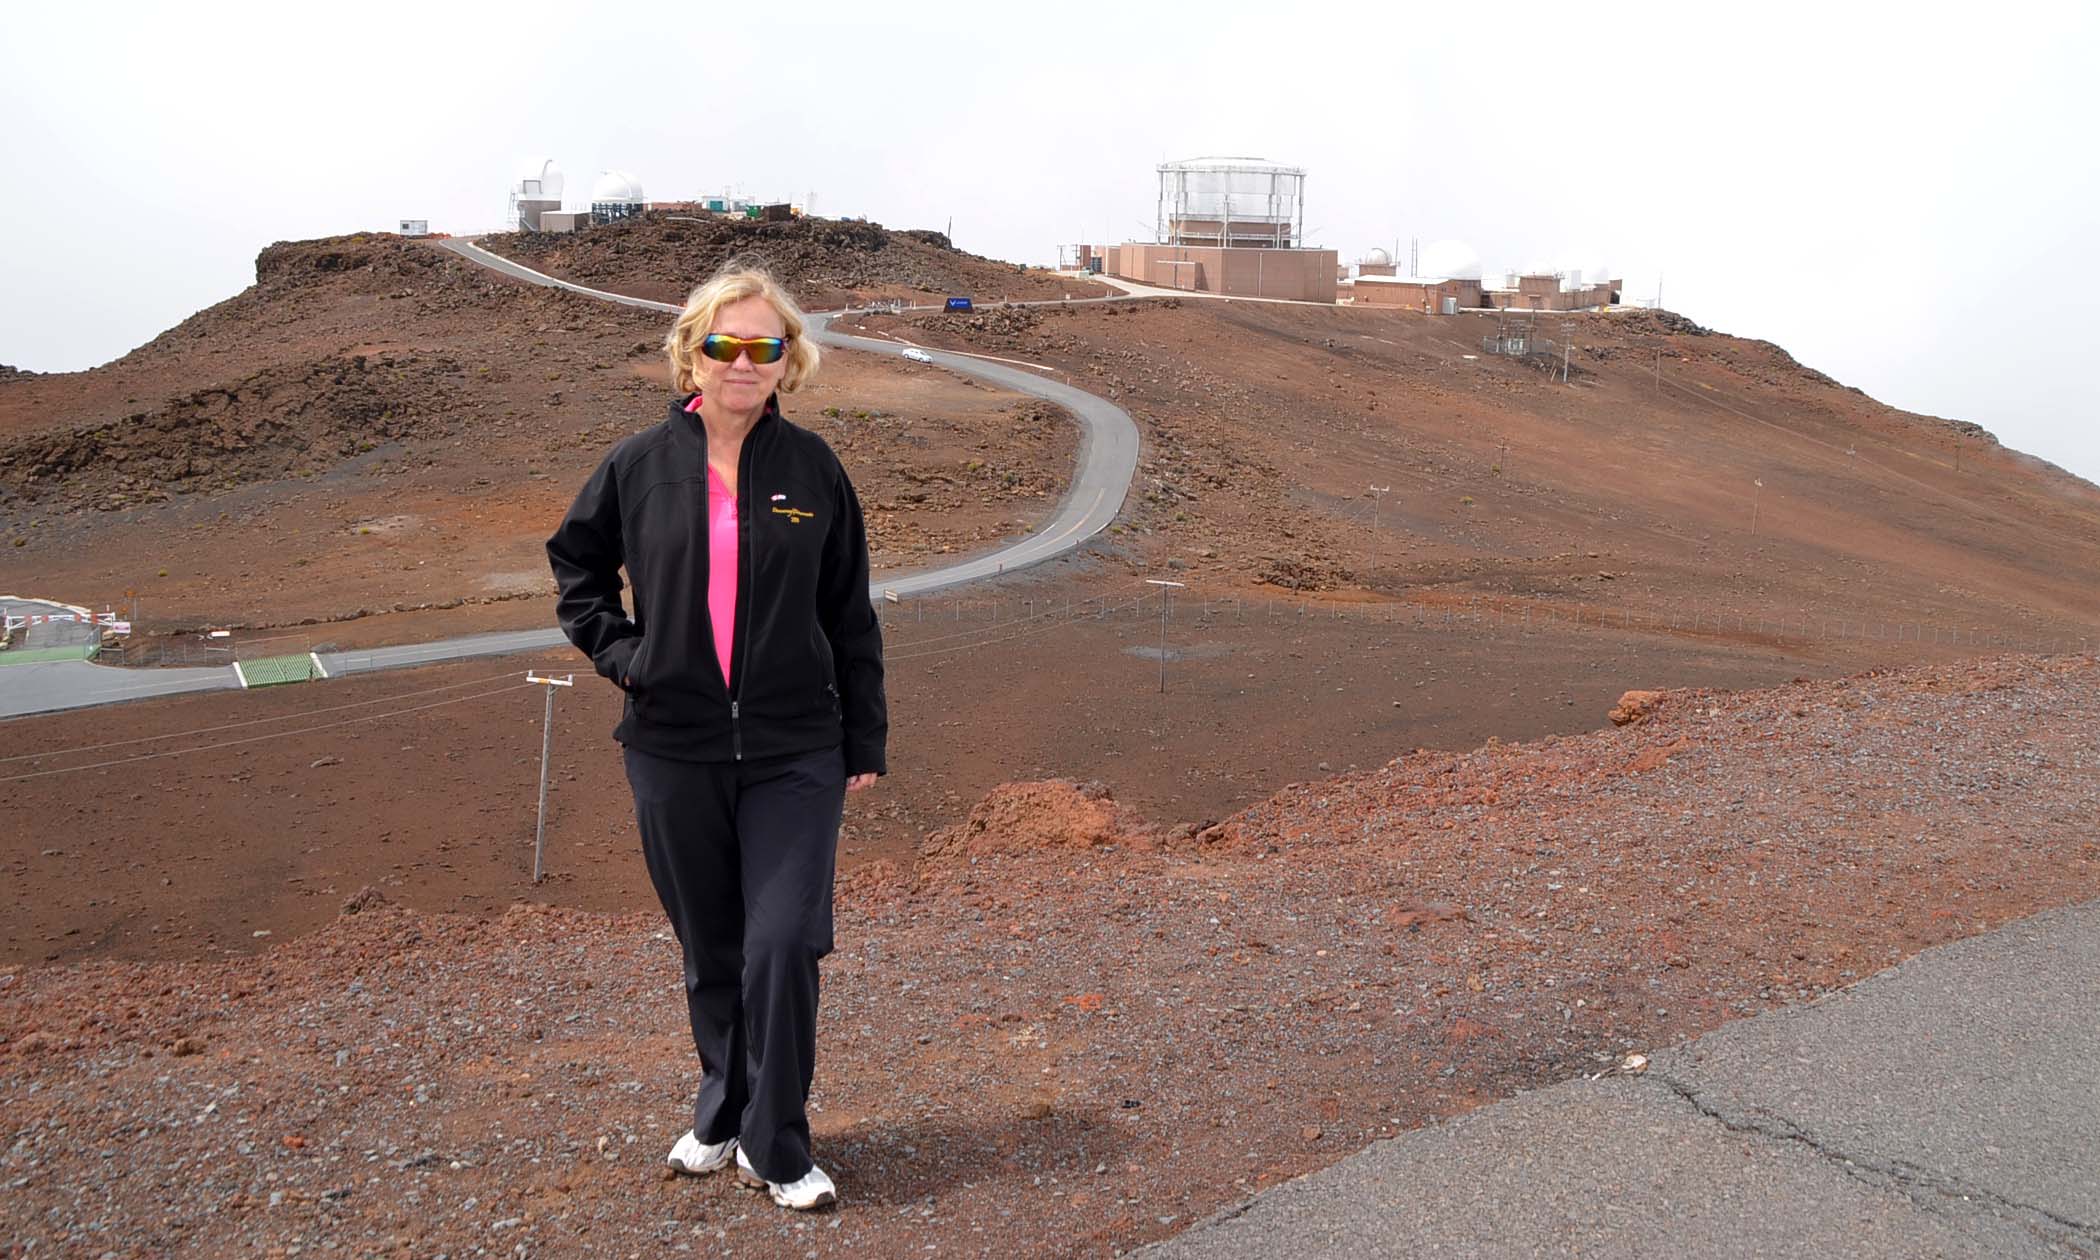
[624,742,846,1183]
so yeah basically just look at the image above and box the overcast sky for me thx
[5,2,2095,482]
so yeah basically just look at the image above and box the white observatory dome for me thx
[591,170,645,204]
[1363,247,1392,266]
[517,158,564,199]
[1415,239,1482,281]
[1553,251,1612,286]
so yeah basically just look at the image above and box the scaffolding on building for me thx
[1156,157,1306,249]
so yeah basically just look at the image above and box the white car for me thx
[901,347,933,364]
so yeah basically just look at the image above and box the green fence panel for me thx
[238,654,318,687]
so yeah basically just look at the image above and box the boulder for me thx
[1609,689,1665,726]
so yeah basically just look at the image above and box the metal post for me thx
[1146,579,1185,692]
[534,686,554,881]
[526,673,574,885]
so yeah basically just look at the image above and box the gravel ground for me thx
[4,653,2096,1258]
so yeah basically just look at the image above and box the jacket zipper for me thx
[729,414,762,761]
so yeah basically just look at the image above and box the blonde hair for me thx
[663,264,821,394]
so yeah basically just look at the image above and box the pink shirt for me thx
[687,395,738,688]
[706,464,738,688]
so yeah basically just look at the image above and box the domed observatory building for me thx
[1353,238,1485,313]
[1417,239,1484,284]
[590,171,646,224]
[509,158,565,231]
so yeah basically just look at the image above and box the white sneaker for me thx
[737,1146,838,1210]
[666,1130,737,1175]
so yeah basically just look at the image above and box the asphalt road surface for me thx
[0,239,1138,717]
[0,596,99,651]
[1138,897,2100,1259]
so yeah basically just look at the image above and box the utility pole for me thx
[1146,579,1185,692]
[526,672,573,884]
[1368,484,1391,569]
[1751,478,1764,536]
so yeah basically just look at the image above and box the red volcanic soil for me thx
[845,298,2100,639]
[4,654,2096,1258]
[5,231,2100,1256]
[0,234,1075,639]
[479,211,1112,309]
[4,572,1848,966]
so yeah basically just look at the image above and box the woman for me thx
[546,264,886,1211]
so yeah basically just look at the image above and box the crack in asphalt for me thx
[1652,1071,2100,1255]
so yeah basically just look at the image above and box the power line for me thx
[886,590,1164,662]
[877,579,1154,651]
[0,682,536,785]
[0,664,567,764]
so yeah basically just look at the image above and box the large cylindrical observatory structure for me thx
[1156,157,1306,249]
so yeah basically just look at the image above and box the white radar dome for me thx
[1363,247,1392,266]
[591,170,645,204]
[517,158,564,199]
[1415,239,1482,281]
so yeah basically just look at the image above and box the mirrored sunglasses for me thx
[700,334,790,365]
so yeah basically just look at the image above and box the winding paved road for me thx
[0,239,1141,718]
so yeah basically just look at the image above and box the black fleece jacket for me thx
[546,395,887,775]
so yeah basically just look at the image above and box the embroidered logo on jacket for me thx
[771,503,815,524]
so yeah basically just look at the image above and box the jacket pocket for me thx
[625,636,655,690]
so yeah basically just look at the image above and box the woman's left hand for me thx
[846,773,879,793]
